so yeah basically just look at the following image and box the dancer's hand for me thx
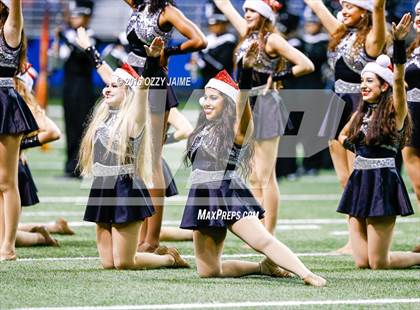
[243,41,259,69]
[144,37,165,58]
[76,27,92,49]
[392,13,412,41]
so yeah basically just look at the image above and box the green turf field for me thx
[1,107,419,310]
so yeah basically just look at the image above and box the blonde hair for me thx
[14,77,46,129]
[78,85,153,186]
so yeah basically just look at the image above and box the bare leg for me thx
[249,137,280,235]
[193,227,261,277]
[0,195,4,248]
[230,216,326,286]
[402,147,420,208]
[329,140,353,255]
[366,216,420,269]
[16,227,59,247]
[139,111,169,252]
[18,218,75,235]
[0,134,23,260]
[96,223,115,269]
[111,221,175,270]
[348,216,369,268]
[159,227,193,241]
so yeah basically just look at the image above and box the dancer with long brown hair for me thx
[305,0,387,254]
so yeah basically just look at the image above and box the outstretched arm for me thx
[303,0,341,35]
[392,13,412,130]
[365,0,387,57]
[213,0,248,38]
[132,37,165,129]
[76,27,114,85]
[234,42,258,146]
[162,5,207,56]
[267,34,315,77]
[167,108,194,143]
[4,0,23,48]
[122,0,136,9]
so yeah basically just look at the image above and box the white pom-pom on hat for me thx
[416,1,420,12]
[376,55,391,67]
[361,55,394,86]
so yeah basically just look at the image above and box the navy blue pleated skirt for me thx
[18,159,39,207]
[162,158,178,197]
[337,167,414,218]
[0,87,38,135]
[84,174,155,224]
[408,101,420,148]
[180,178,264,229]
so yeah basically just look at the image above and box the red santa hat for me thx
[204,70,239,103]
[16,63,38,91]
[112,63,141,89]
[242,0,282,24]
[361,55,394,86]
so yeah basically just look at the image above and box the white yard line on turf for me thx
[37,193,418,204]
[20,213,420,225]
[14,298,420,309]
[17,252,341,262]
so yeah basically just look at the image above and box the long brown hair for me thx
[0,1,27,73]
[184,93,255,179]
[347,79,412,147]
[329,12,372,53]
[407,33,420,56]
[234,16,286,78]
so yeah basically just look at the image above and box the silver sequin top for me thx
[188,123,245,172]
[235,32,281,74]
[93,109,143,167]
[407,47,420,69]
[328,30,373,74]
[126,2,173,46]
[0,30,21,76]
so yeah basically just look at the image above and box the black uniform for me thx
[59,27,96,176]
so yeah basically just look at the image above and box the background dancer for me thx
[214,0,314,236]
[122,0,207,252]
[49,0,96,178]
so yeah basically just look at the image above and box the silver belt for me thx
[0,77,14,88]
[354,156,395,170]
[127,52,146,68]
[188,169,239,186]
[92,162,135,177]
[407,88,420,102]
[335,79,360,94]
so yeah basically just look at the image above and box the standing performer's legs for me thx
[249,137,280,235]
[0,134,23,260]
[138,111,169,252]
